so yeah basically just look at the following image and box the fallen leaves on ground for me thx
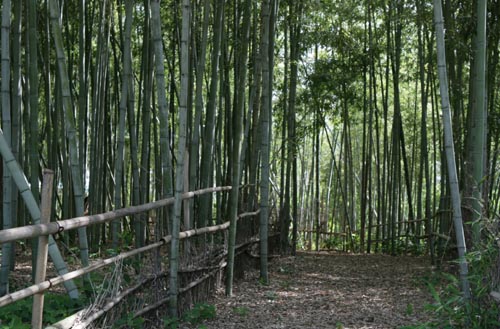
[185,251,434,329]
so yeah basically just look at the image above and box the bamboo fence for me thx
[0,183,263,328]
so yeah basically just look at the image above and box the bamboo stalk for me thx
[32,170,54,329]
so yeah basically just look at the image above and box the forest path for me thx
[191,252,434,328]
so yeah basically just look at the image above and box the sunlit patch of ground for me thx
[187,252,434,329]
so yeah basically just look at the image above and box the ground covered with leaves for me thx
[191,252,434,329]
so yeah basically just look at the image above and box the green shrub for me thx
[163,303,216,328]
[423,238,500,328]
[182,303,216,325]
[233,306,249,316]
[321,236,343,250]
[0,293,85,326]
[113,313,144,329]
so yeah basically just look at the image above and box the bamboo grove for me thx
[0,0,499,304]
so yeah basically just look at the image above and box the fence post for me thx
[32,169,55,329]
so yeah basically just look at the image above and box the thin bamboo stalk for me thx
[32,170,54,329]
[0,129,79,298]
[433,0,471,299]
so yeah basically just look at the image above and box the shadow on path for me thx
[189,252,434,329]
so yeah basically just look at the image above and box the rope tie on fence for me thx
[56,221,64,233]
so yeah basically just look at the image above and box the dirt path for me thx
[194,252,434,329]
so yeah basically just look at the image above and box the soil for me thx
[188,252,434,329]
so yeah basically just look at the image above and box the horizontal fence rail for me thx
[0,206,258,309]
[0,186,232,244]
[0,184,262,329]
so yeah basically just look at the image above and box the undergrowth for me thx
[410,236,500,328]
[163,303,216,328]
[0,293,86,328]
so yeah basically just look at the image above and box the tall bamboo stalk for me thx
[433,0,471,300]
[113,0,134,249]
[259,0,271,284]
[49,0,89,268]
[151,0,173,207]
[198,0,224,228]
[226,0,251,296]
[0,0,12,296]
[169,0,191,317]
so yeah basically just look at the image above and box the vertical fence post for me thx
[32,169,55,329]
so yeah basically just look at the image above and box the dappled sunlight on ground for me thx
[184,252,434,328]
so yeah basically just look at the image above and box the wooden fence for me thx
[0,170,260,328]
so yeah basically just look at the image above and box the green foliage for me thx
[162,316,180,329]
[163,302,216,328]
[182,303,216,325]
[381,238,427,256]
[422,239,500,328]
[404,241,427,256]
[321,236,343,250]
[406,302,414,316]
[280,280,292,290]
[113,313,144,329]
[119,229,135,247]
[277,265,295,275]
[265,291,277,300]
[0,317,30,329]
[0,293,85,326]
[233,306,249,317]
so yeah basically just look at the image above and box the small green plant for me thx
[182,303,216,325]
[233,306,249,317]
[265,291,277,300]
[322,236,343,250]
[405,302,414,315]
[277,265,294,275]
[280,280,291,290]
[163,316,180,329]
[335,322,344,329]
[0,317,31,329]
[0,293,86,326]
[422,237,500,328]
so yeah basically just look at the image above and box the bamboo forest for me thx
[0,0,499,328]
